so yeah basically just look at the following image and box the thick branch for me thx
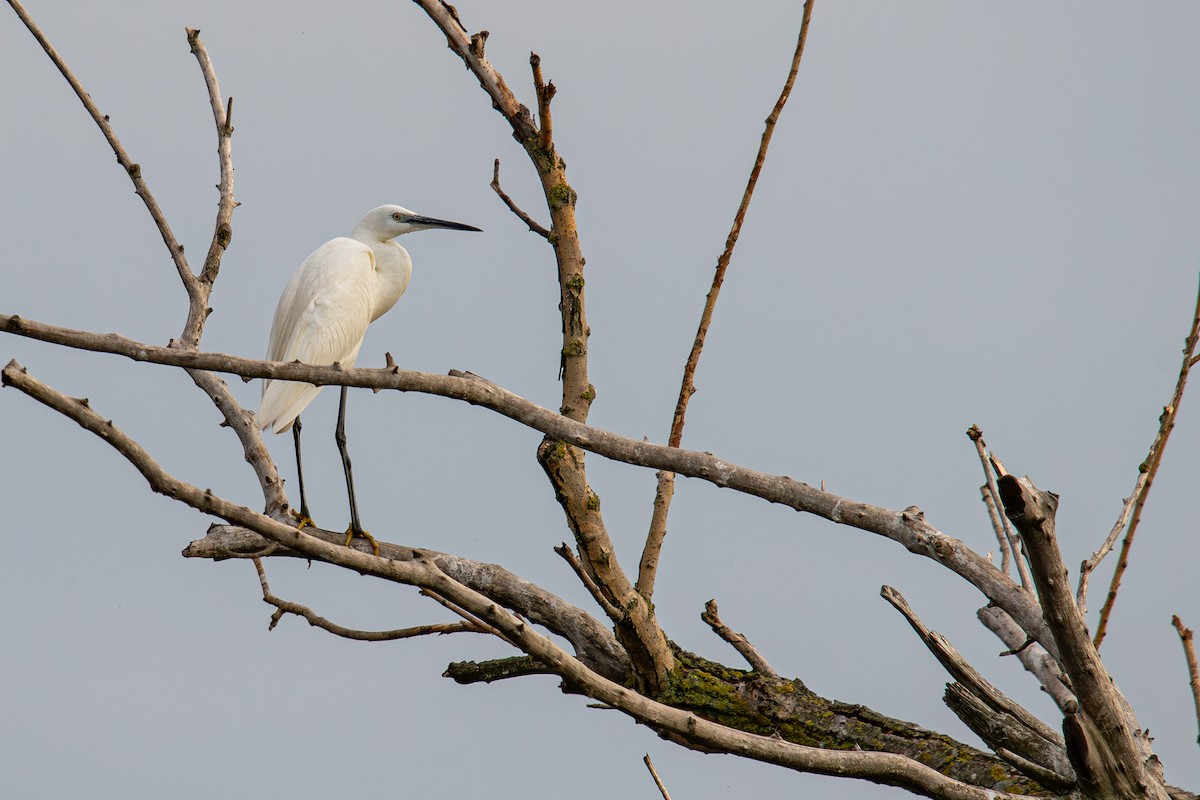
[539,439,673,690]
[998,474,1166,800]
[882,587,1063,750]
[188,523,630,682]
[0,321,1055,656]
[2,359,1048,800]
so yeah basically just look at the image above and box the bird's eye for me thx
[392,212,403,221]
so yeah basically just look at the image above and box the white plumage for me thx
[259,204,479,434]
[257,204,480,551]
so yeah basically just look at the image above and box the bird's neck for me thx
[360,237,412,322]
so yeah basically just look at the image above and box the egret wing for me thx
[259,238,377,433]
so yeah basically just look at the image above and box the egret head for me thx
[355,204,482,241]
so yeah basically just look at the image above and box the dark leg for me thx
[335,386,379,555]
[291,416,314,527]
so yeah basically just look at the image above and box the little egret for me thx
[259,204,481,554]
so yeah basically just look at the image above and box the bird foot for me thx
[289,507,316,530]
[344,525,380,556]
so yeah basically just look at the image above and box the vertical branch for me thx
[965,426,1031,589]
[185,29,235,300]
[1090,277,1200,647]
[415,1,670,688]
[639,0,815,599]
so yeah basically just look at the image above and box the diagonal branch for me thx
[0,320,1056,657]
[1172,615,1200,750]
[700,599,779,678]
[188,523,629,681]
[0,358,1048,800]
[1087,277,1200,641]
[7,0,198,311]
[640,0,815,601]
[881,586,1070,781]
[490,158,550,238]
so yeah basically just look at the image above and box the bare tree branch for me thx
[6,0,203,327]
[1087,278,1200,638]
[882,587,1071,781]
[643,754,674,800]
[998,474,1167,800]
[977,605,1076,716]
[1172,615,1200,749]
[640,0,815,601]
[184,27,236,302]
[251,558,483,641]
[412,0,670,688]
[555,542,621,621]
[966,425,1025,586]
[700,599,779,678]
[0,359,1051,800]
[490,158,549,238]
[187,523,630,681]
[0,322,1056,659]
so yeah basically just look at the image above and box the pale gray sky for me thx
[2,2,1198,798]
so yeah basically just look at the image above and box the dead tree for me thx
[3,2,1199,798]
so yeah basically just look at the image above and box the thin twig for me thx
[1171,615,1200,747]
[419,589,509,641]
[700,599,779,678]
[966,425,1014,577]
[491,159,550,238]
[1092,277,1200,648]
[185,28,236,307]
[966,426,1031,590]
[555,543,622,621]
[640,0,815,600]
[251,559,481,640]
[1076,473,1146,615]
[979,484,1008,573]
[643,754,673,800]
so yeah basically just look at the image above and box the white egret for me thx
[259,204,481,554]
